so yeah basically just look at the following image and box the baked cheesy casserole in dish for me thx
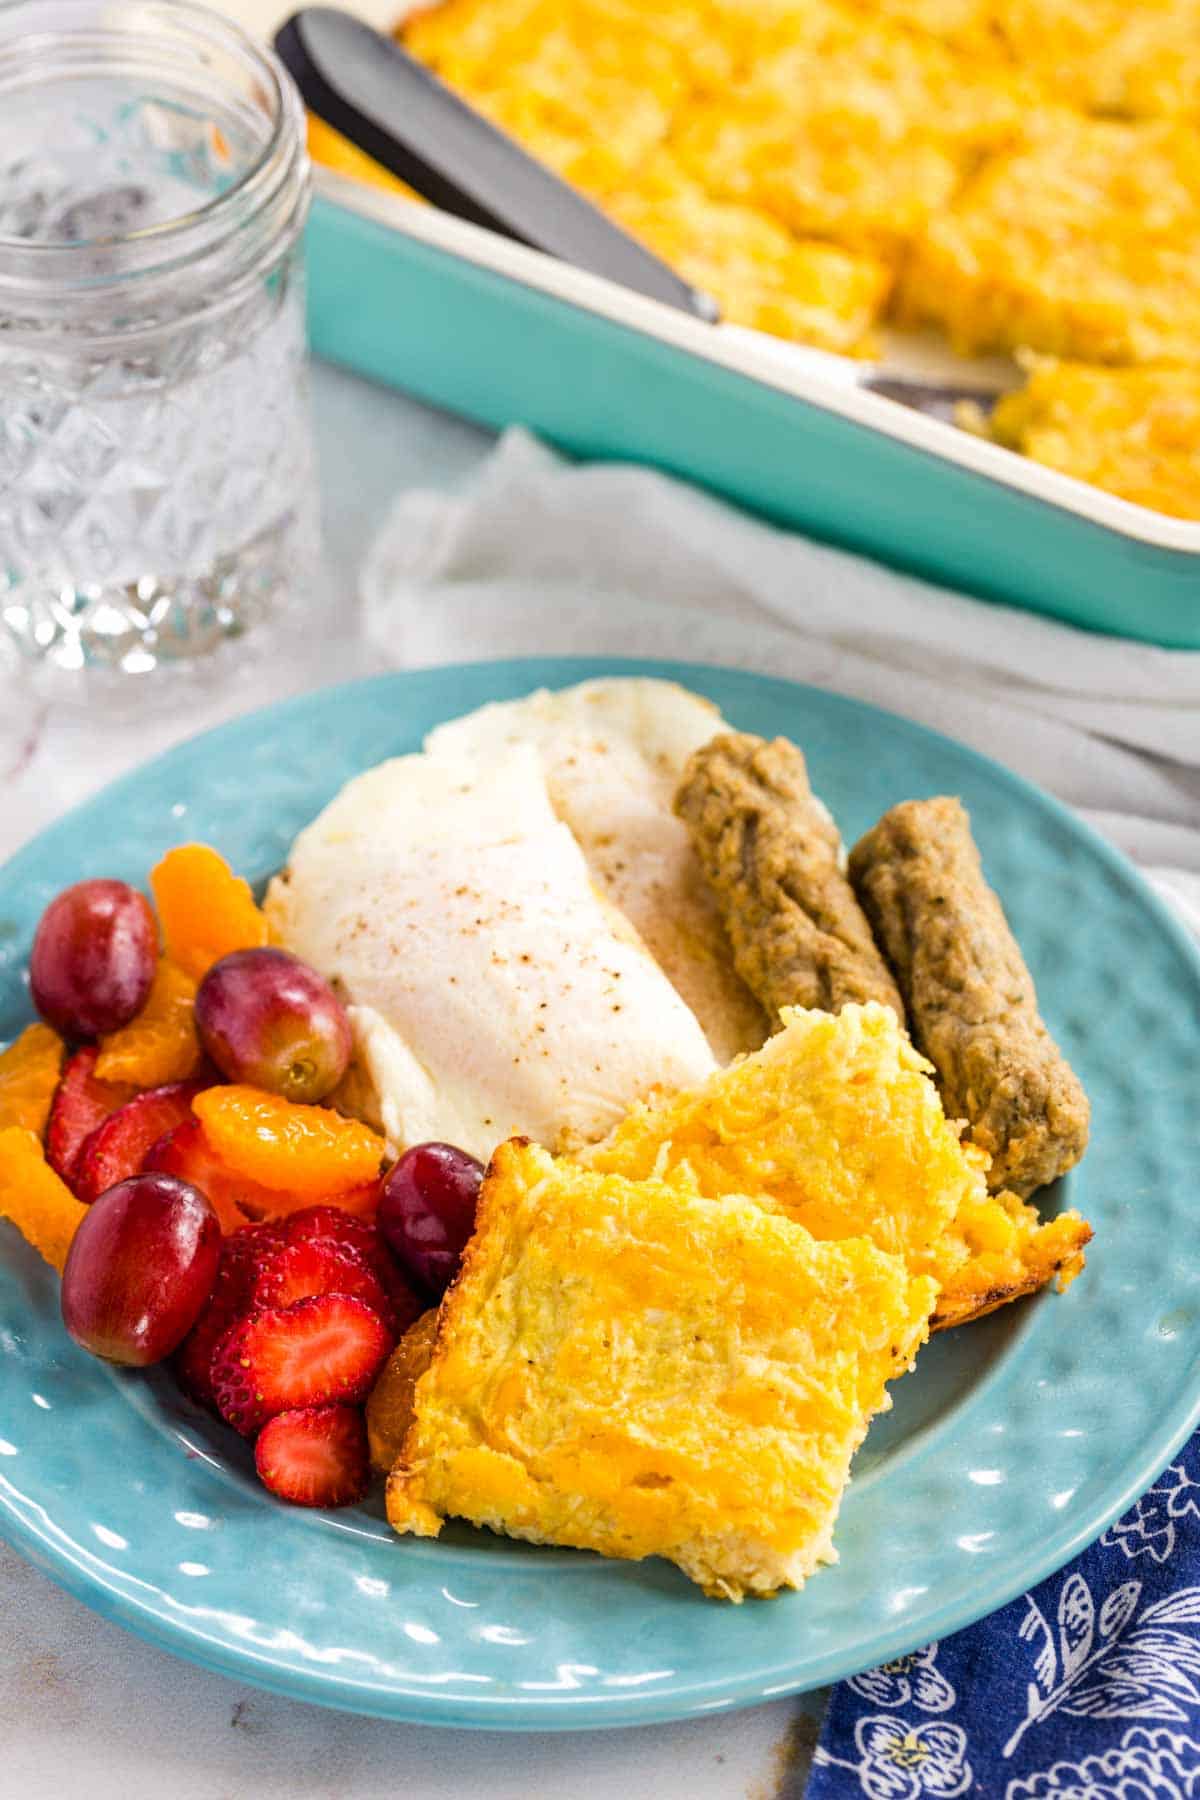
[309,0,1200,520]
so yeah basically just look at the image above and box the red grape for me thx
[30,879,157,1040]
[61,1172,220,1366]
[195,947,351,1103]
[378,1142,483,1298]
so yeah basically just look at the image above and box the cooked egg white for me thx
[424,678,770,1063]
[265,744,718,1162]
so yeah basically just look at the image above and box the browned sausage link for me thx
[848,796,1089,1196]
[674,732,906,1026]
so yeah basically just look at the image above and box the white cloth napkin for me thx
[362,427,1200,936]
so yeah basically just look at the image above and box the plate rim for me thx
[2,654,1199,1731]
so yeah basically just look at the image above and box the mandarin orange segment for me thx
[192,1085,387,1196]
[0,1126,88,1272]
[96,959,202,1086]
[150,843,267,982]
[0,1023,65,1138]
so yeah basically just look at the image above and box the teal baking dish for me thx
[306,169,1200,648]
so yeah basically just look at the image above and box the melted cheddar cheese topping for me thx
[387,1137,934,1598]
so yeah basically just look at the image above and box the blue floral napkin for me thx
[809,1447,1200,1799]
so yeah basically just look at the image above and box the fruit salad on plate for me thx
[0,846,481,1512]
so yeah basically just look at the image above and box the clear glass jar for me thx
[0,0,316,688]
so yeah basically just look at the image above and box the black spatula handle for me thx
[275,7,719,320]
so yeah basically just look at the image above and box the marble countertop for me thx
[1,358,820,1800]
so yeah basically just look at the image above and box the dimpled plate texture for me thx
[1,658,1199,1731]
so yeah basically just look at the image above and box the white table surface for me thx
[0,357,821,1800]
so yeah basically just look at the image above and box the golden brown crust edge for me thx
[931,1206,1093,1332]
[386,1138,535,1537]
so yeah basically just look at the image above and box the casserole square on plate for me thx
[387,1137,934,1598]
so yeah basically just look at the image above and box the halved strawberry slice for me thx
[223,1216,289,1270]
[283,1203,380,1256]
[283,1206,425,1333]
[174,1295,243,1411]
[173,1260,253,1411]
[251,1238,395,1330]
[74,1080,204,1205]
[46,1047,136,1187]
[144,1118,280,1234]
[254,1404,369,1508]
[211,1293,392,1435]
[173,1220,292,1410]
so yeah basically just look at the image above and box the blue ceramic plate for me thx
[2,659,1199,1731]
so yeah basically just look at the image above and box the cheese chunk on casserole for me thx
[386,1137,934,1599]
[988,359,1200,521]
[901,116,1200,367]
[984,0,1200,122]
[587,1003,1090,1330]
[844,0,1200,122]
[365,0,1200,515]
[678,16,1032,259]
[607,153,891,353]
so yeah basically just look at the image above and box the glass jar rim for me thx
[0,0,307,279]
